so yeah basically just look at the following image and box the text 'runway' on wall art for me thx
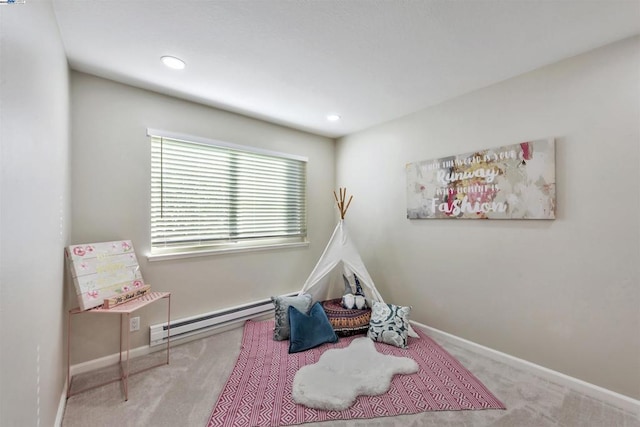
[406,139,555,219]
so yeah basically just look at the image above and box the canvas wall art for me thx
[406,139,555,219]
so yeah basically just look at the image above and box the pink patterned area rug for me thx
[206,319,504,427]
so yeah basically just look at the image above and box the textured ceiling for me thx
[52,0,640,138]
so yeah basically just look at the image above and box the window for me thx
[148,129,307,258]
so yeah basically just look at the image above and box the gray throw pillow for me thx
[271,293,313,341]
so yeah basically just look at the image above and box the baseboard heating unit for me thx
[149,293,295,347]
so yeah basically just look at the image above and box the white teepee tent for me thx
[299,189,418,337]
[299,219,383,305]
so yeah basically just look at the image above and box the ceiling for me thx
[52,0,640,138]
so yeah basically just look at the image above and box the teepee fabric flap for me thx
[299,220,418,338]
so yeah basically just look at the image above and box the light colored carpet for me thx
[62,325,640,427]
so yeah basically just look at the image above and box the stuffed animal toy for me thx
[354,275,367,309]
[342,274,367,309]
[341,274,356,309]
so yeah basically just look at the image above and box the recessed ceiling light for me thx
[326,114,341,122]
[161,56,186,70]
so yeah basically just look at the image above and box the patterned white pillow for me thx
[367,301,411,349]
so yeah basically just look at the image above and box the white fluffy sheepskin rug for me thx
[292,337,419,411]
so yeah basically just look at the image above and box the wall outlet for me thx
[130,316,140,332]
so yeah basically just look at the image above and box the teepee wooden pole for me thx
[334,187,352,219]
[344,195,353,216]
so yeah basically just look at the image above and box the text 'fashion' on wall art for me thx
[406,139,555,219]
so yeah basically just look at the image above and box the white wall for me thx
[337,36,640,399]
[0,1,70,425]
[69,72,336,363]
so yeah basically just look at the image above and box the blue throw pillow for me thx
[288,302,338,353]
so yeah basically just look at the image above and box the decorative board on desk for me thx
[65,240,146,311]
[103,284,151,309]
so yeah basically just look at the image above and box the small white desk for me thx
[66,291,171,401]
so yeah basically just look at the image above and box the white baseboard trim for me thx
[411,320,640,415]
[69,344,152,377]
[68,316,259,377]
[54,382,67,427]
[60,318,258,423]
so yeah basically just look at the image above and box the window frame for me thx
[146,129,309,261]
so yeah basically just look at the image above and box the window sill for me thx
[146,240,309,262]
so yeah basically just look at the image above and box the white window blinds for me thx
[149,131,307,255]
